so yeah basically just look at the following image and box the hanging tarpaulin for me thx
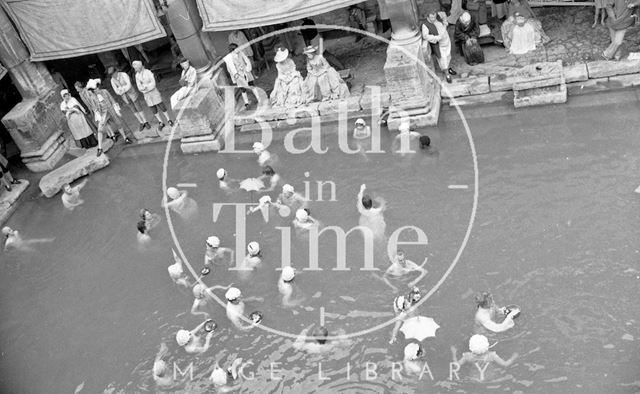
[0,0,166,61]
[196,0,366,31]
[0,62,6,80]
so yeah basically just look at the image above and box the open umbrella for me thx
[400,316,439,341]
[239,178,265,202]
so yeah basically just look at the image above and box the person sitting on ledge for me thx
[500,0,549,54]
[303,45,350,102]
[454,12,484,66]
[170,57,197,110]
[270,47,305,108]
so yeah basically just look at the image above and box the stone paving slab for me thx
[586,59,640,79]
[39,146,111,198]
[563,63,589,83]
[441,75,490,98]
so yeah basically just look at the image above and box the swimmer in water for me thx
[191,283,233,319]
[217,168,238,193]
[388,288,422,344]
[241,241,262,270]
[380,250,428,292]
[403,343,427,376]
[247,195,283,222]
[210,358,244,392]
[162,186,198,220]
[292,324,351,354]
[276,184,308,213]
[204,235,235,268]
[278,266,304,307]
[224,287,263,331]
[451,334,518,373]
[2,226,54,252]
[168,249,191,288]
[356,184,386,240]
[252,142,275,167]
[61,179,87,210]
[353,118,372,160]
[175,321,216,354]
[392,121,421,156]
[136,220,152,244]
[293,208,319,232]
[474,292,519,333]
[152,342,174,387]
[258,166,281,192]
[140,208,161,231]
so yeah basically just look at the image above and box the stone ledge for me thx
[489,61,563,92]
[446,91,512,107]
[0,180,30,227]
[608,73,640,87]
[441,76,490,98]
[39,144,112,198]
[514,83,567,108]
[586,59,640,79]
[563,63,588,83]
[180,134,222,154]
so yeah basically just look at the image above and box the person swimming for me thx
[191,283,231,319]
[162,186,198,220]
[204,235,235,268]
[356,184,386,240]
[292,324,350,354]
[225,287,263,331]
[451,334,518,379]
[152,343,174,387]
[474,292,519,334]
[61,179,87,210]
[258,166,281,192]
[247,195,282,222]
[392,121,421,156]
[353,118,372,160]
[140,208,161,230]
[241,241,262,269]
[380,250,428,291]
[293,208,319,232]
[136,220,152,244]
[278,266,304,307]
[168,249,191,288]
[276,184,308,214]
[403,342,426,375]
[2,226,55,252]
[217,168,239,193]
[175,321,216,354]
[252,142,276,167]
[210,358,244,391]
[388,288,423,344]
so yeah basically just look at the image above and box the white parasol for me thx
[400,316,440,341]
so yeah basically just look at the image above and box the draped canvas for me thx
[196,0,366,31]
[1,0,166,61]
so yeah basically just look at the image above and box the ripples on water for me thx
[1,96,640,393]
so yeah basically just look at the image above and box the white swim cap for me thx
[225,287,241,301]
[281,266,295,282]
[1,226,12,235]
[355,118,366,125]
[247,241,260,256]
[176,329,191,346]
[259,195,271,204]
[206,236,220,248]
[166,187,180,199]
[398,121,410,133]
[216,168,226,180]
[153,359,167,376]
[404,343,421,360]
[295,209,308,221]
[210,366,227,386]
[168,264,183,279]
[469,334,490,355]
[460,11,471,23]
[192,283,206,298]
[282,184,294,193]
[252,142,264,151]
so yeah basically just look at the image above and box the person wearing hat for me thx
[85,78,134,156]
[392,120,422,156]
[152,342,173,387]
[132,60,174,131]
[204,235,235,268]
[162,186,198,220]
[247,195,283,222]
[170,57,198,110]
[278,265,303,307]
[353,118,372,160]
[210,358,244,389]
[454,12,484,65]
[270,47,305,108]
[258,165,281,192]
[59,89,98,150]
[422,9,457,83]
[388,289,422,344]
[225,287,263,331]
[276,184,308,213]
[191,283,232,318]
[293,208,319,232]
[241,241,262,270]
[2,226,54,252]
[223,43,254,109]
[61,179,88,211]
[403,343,426,375]
[293,324,350,353]
[216,168,239,193]
[474,292,519,333]
[356,183,386,240]
[451,334,518,373]
[109,66,151,133]
[175,321,215,354]
[168,249,191,288]
[303,45,350,102]
[252,142,275,167]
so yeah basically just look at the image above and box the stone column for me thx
[383,0,441,128]
[166,0,212,74]
[0,7,68,172]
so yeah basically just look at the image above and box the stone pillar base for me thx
[21,130,67,172]
[180,134,223,153]
[384,37,442,129]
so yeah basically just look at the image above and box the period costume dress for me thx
[60,90,98,149]
[303,46,349,102]
[270,48,305,108]
[500,0,549,52]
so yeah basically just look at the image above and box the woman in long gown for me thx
[270,48,305,108]
[302,46,349,102]
[60,90,98,149]
[500,0,549,53]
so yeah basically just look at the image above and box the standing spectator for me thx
[602,0,638,60]
[454,12,484,65]
[86,79,134,156]
[223,44,255,108]
[108,66,151,133]
[132,61,174,130]
[73,81,98,133]
[50,67,68,90]
[59,89,98,149]
[0,152,20,192]
[228,30,254,61]
[422,10,457,83]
